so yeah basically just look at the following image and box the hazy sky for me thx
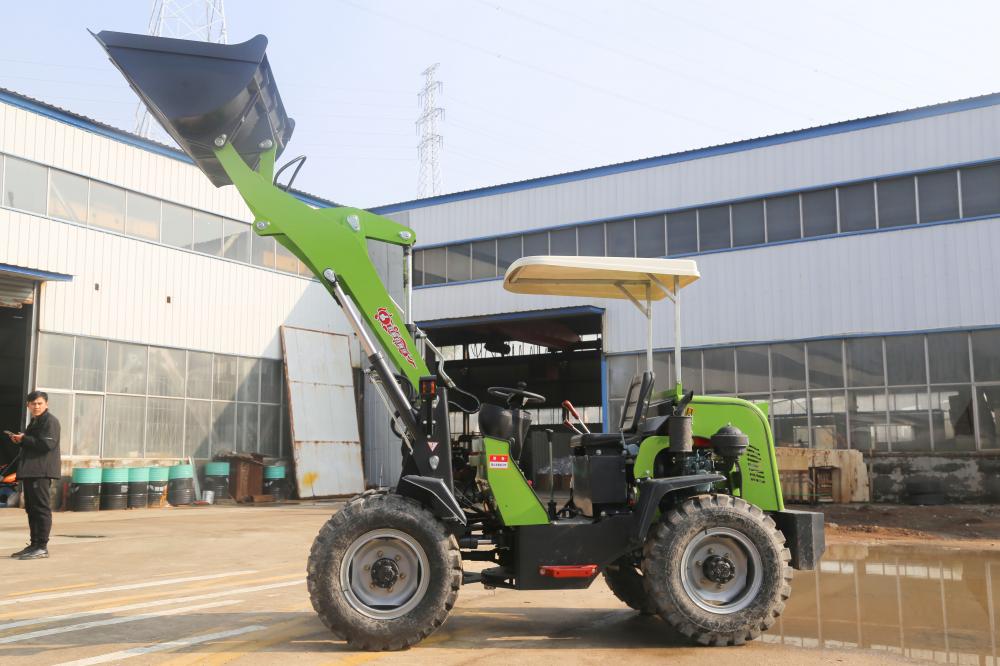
[2,1,999,208]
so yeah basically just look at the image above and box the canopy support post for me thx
[645,284,653,374]
[673,275,682,398]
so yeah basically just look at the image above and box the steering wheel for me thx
[488,386,545,408]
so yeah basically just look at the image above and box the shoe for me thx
[9,544,34,558]
[18,546,48,560]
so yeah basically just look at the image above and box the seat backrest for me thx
[619,371,655,434]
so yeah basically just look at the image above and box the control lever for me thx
[562,418,582,435]
[561,400,590,434]
[544,428,557,520]
[672,390,695,416]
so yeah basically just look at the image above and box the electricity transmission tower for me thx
[134,0,229,140]
[416,64,444,198]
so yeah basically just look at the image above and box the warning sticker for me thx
[427,441,438,452]
[488,454,509,469]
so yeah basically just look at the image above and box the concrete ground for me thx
[0,502,925,665]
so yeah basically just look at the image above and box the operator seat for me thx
[479,402,532,461]
[571,371,655,449]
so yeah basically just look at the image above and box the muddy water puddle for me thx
[765,542,1000,663]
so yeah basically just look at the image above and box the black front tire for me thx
[307,491,462,650]
[603,556,657,615]
[642,494,791,646]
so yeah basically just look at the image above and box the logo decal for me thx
[489,454,509,469]
[427,441,438,452]
[374,307,416,367]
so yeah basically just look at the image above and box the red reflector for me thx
[538,564,598,578]
[693,436,712,448]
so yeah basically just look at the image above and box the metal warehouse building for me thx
[1,87,999,502]
[375,94,1000,503]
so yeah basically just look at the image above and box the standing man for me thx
[7,391,61,560]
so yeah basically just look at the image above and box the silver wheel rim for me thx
[340,528,430,619]
[680,527,762,614]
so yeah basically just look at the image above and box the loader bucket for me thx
[93,30,294,187]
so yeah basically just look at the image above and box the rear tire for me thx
[642,494,791,646]
[307,491,461,650]
[603,556,656,615]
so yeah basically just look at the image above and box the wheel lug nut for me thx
[708,548,715,554]
[394,554,401,561]
[716,583,723,589]
[399,573,406,580]
[369,582,376,589]
[377,550,383,557]
[364,564,371,571]
[388,587,394,593]
[695,560,702,567]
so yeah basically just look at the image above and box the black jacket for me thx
[18,410,61,479]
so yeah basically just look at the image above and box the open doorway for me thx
[0,302,31,468]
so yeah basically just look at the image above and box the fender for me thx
[396,475,467,527]
[631,474,725,544]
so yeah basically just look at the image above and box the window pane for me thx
[148,347,186,397]
[222,220,251,262]
[578,224,604,256]
[471,240,497,279]
[808,339,844,389]
[771,393,808,447]
[274,241,298,273]
[848,389,889,451]
[107,341,148,394]
[48,170,88,223]
[36,332,74,389]
[605,220,634,257]
[927,332,970,383]
[3,157,47,214]
[497,236,522,271]
[838,182,876,232]
[810,391,848,449]
[259,404,281,456]
[73,393,103,456]
[213,355,238,401]
[918,170,959,223]
[145,397,184,457]
[237,403,259,453]
[877,177,916,228]
[161,203,193,249]
[681,350,702,394]
[88,182,125,232]
[652,351,672,393]
[667,210,697,255]
[192,211,222,255]
[103,395,145,458]
[635,215,665,258]
[846,337,884,387]
[237,357,261,402]
[74,337,106,391]
[185,400,211,458]
[446,244,471,282]
[412,250,424,287]
[732,200,765,247]
[607,354,638,400]
[972,329,1000,382]
[187,351,213,399]
[702,348,735,394]
[126,192,160,241]
[960,163,1000,218]
[698,206,730,251]
[736,345,769,394]
[251,233,275,268]
[212,401,236,452]
[549,228,576,256]
[978,386,1000,449]
[765,194,800,242]
[885,334,926,386]
[44,392,73,453]
[931,385,975,451]
[260,359,283,403]
[802,188,837,237]
[523,232,549,257]
[887,388,930,451]
[771,343,806,392]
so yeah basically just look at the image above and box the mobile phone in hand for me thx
[3,430,16,439]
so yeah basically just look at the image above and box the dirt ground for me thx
[804,502,1000,550]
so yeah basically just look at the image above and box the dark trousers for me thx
[21,478,53,548]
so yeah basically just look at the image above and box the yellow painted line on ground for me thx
[193,615,322,666]
[10,570,258,603]
[6,582,96,597]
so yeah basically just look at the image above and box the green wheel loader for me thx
[95,30,824,651]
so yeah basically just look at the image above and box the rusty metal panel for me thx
[281,326,364,497]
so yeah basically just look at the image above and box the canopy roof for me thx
[503,256,699,301]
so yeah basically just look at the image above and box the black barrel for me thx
[167,464,195,506]
[147,466,169,508]
[202,462,230,500]
[100,468,129,510]
[127,467,149,509]
[69,468,102,512]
